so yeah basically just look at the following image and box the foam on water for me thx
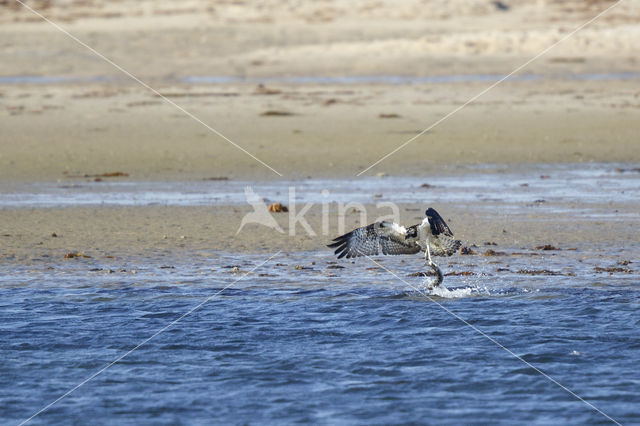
[423,283,476,298]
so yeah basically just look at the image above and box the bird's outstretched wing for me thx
[425,208,454,237]
[430,235,462,257]
[328,222,421,259]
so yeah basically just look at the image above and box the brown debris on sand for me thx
[460,246,476,255]
[261,110,294,116]
[326,264,345,269]
[517,269,563,276]
[535,244,559,250]
[268,203,288,212]
[68,172,129,179]
[444,271,476,276]
[99,172,128,177]
[594,266,633,274]
[64,252,91,259]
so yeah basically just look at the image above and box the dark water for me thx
[1,247,638,425]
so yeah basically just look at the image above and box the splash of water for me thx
[427,285,476,299]
[416,276,479,299]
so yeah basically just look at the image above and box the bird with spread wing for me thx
[328,208,462,286]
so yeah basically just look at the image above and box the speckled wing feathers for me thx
[327,222,420,259]
[429,234,462,257]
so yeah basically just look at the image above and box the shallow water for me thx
[1,246,638,425]
[2,164,639,219]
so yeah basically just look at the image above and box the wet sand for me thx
[1,200,638,264]
[1,0,639,262]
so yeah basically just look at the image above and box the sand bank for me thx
[1,0,639,264]
[1,199,637,264]
[1,0,639,182]
[1,79,639,182]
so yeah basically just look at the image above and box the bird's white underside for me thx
[390,222,407,236]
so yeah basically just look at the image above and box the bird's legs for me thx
[424,237,433,264]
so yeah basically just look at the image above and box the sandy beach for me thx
[1,0,639,257]
[3,3,640,424]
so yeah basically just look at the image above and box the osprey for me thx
[328,208,462,286]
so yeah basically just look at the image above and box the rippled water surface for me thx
[2,163,639,424]
[1,247,639,425]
